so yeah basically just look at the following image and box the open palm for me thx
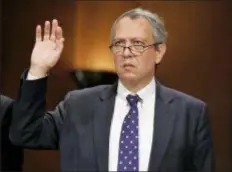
[30,19,64,75]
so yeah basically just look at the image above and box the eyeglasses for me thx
[109,42,162,55]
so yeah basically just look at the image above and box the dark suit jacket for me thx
[1,95,24,172]
[10,72,214,172]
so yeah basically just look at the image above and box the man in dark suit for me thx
[10,8,214,172]
[1,95,24,171]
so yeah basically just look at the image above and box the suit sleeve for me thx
[1,95,24,171]
[9,71,71,149]
[194,104,215,172]
[0,95,14,122]
[1,95,14,131]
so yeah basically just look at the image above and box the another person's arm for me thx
[1,95,24,171]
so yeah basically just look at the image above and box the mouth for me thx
[123,63,135,69]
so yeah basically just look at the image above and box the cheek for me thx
[138,54,156,69]
[113,55,122,67]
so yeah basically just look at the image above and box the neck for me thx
[120,75,154,93]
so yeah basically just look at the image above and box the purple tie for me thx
[117,94,139,172]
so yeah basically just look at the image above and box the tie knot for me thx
[126,94,139,107]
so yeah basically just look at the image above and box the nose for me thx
[122,47,132,58]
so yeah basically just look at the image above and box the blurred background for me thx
[1,0,232,172]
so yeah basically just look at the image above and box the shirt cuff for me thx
[27,72,48,80]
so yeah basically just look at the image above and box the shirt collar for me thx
[117,78,156,102]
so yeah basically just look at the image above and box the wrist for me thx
[28,65,49,78]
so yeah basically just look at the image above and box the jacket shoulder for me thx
[62,85,112,103]
[162,85,206,108]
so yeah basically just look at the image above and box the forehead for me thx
[114,17,153,42]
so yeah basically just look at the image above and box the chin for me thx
[119,72,138,82]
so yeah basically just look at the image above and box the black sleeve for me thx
[194,104,215,172]
[10,71,71,149]
[1,95,24,171]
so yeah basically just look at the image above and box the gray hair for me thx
[110,8,168,44]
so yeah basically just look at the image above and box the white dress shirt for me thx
[109,78,156,171]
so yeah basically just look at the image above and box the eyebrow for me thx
[131,37,147,42]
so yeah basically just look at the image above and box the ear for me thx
[155,43,167,64]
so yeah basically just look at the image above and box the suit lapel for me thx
[93,83,117,171]
[148,81,176,171]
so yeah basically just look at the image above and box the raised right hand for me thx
[29,19,64,77]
